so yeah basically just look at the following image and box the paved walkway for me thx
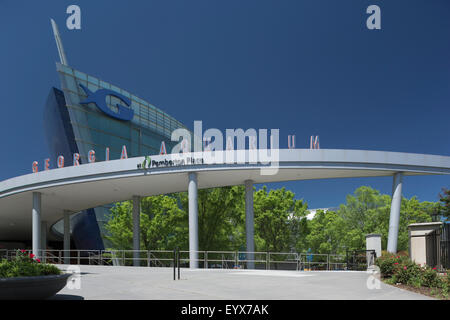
[53,265,432,300]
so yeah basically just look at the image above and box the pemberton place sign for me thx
[32,143,206,173]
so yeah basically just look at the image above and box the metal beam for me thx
[50,19,69,65]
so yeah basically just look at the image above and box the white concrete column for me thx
[366,233,382,267]
[245,180,255,269]
[188,172,199,268]
[63,211,71,264]
[32,192,41,259]
[132,195,141,266]
[387,172,403,253]
[41,221,47,262]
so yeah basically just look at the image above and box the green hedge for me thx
[0,250,61,278]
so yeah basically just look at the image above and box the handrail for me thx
[0,249,377,271]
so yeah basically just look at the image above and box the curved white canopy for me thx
[1,149,450,241]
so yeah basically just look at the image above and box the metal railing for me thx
[346,250,376,271]
[268,252,299,270]
[299,253,330,271]
[329,254,348,270]
[0,249,374,271]
[440,223,450,270]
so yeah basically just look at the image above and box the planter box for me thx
[0,273,71,300]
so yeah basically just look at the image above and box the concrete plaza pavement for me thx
[53,265,432,300]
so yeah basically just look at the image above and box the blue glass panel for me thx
[74,70,87,81]
[88,75,99,85]
[62,64,74,75]
[100,80,110,89]
[87,82,98,93]
[64,75,77,92]
[111,85,120,93]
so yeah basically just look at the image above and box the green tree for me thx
[105,187,245,252]
[104,194,187,250]
[104,184,438,255]
[103,201,133,250]
[337,186,391,251]
[336,186,435,252]
[140,195,188,250]
[396,197,434,251]
[177,186,245,251]
[439,188,450,220]
[253,186,308,252]
[305,210,346,254]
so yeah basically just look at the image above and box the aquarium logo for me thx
[79,83,134,121]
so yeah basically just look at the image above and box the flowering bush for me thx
[376,252,449,297]
[0,250,61,278]
[395,262,422,287]
[375,253,410,278]
[421,266,441,288]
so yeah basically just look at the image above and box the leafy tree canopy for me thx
[104,185,442,254]
[253,186,308,252]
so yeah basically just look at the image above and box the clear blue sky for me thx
[0,0,449,208]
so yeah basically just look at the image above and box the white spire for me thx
[50,18,68,66]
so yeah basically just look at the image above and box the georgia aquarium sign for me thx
[79,83,134,121]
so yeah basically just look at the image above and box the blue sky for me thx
[0,0,449,208]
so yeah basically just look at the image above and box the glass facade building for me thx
[45,63,188,250]
[56,62,187,161]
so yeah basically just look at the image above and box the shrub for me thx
[407,275,423,288]
[385,276,397,285]
[0,250,61,278]
[376,252,449,289]
[375,252,409,278]
[376,253,450,299]
[441,280,448,299]
[421,267,441,288]
[396,262,422,286]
